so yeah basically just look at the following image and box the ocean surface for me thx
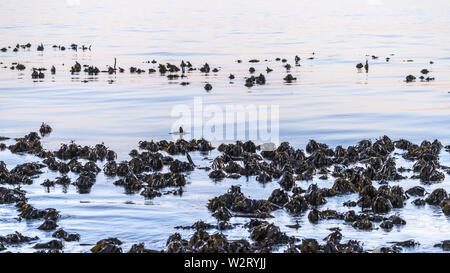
[0,0,449,252]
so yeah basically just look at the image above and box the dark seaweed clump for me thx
[0,125,449,253]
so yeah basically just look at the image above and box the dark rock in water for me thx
[16,63,26,70]
[285,194,308,215]
[0,232,39,244]
[44,208,60,221]
[212,205,232,221]
[204,83,212,91]
[376,246,402,253]
[169,159,194,173]
[394,138,413,150]
[352,217,373,230]
[39,123,52,136]
[244,77,254,87]
[256,171,272,183]
[91,238,122,253]
[217,221,233,230]
[256,73,266,85]
[420,69,429,74]
[304,184,327,206]
[405,75,416,82]
[250,222,290,248]
[72,171,96,194]
[140,188,162,199]
[278,172,294,191]
[268,189,289,206]
[70,62,81,73]
[406,186,425,197]
[10,162,45,177]
[305,139,328,154]
[209,169,226,180]
[344,210,356,222]
[17,203,45,219]
[18,204,59,221]
[387,215,406,226]
[52,228,80,242]
[283,74,296,82]
[208,186,274,216]
[106,150,117,161]
[142,172,186,190]
[175,220,217,231]
[434,240,450,251]
[308,208,320,223]
[425,188,447,205]
[114,173,142,193]
[412,199,426,206]
[331,178,357,194]
[287,239,318,253]
[165,233,189,253]
[372,196,392,213]
[83,161,101,173]
[128,243,157,253]
[8,132,42,154]
[242,74,266,87]
[323,228,342,244]
[249,59,259,63]
[0,187,27,204]
[200,63,210,73]
[442,201,450,216]
[343,201,357,207]
[33,240,63,250]
[249,67,255,73]
[38,219,58,231]
[37,43,44,51]
[228,74,235,80]
[356,63,363,69]
[166,228,254,253]
[413,162,445,183]
[389,239,419,248]
[84,65,100,75]
[222,161,244,173]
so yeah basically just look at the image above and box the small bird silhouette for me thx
[170,126,189,139]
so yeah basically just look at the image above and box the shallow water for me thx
[1,0,450,252]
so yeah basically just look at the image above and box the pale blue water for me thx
[0,0,450,252]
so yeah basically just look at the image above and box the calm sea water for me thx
[0,0,450,252]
